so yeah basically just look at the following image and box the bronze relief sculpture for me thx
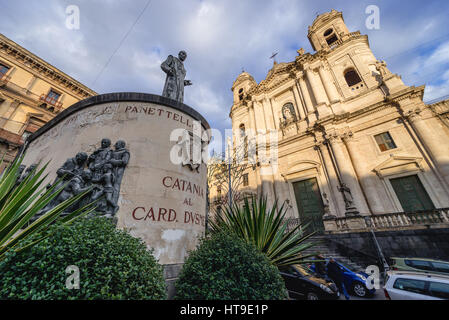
[27,139,130,221]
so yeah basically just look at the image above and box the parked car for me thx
[384,271,449,300]
[390,257,449,276]
[310,259,376,298]
[279,264,340,300]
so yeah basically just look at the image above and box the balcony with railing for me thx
[324,208,449,233]
[39,93,63,111]
[328,31,363,51]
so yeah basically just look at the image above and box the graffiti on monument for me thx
[24,139,130,220]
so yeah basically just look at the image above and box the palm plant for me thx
[0,155,97,261]
[209,196,319,267]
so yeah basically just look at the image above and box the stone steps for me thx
[303,236,366,273]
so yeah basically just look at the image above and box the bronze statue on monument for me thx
[161,50,192,103]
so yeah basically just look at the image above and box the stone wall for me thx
[327,228,449,268]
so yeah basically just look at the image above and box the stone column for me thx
[253,100,267,132]
[248,102,258,132]
[306,68,331,118]
[327,134,370,216]
[291,84,306,120]
[318,66,341,104]
[342,133,386,214]
[306,68,329,106]
[297,74,316,123]
[262,97,275,130]
[269,98,278,130]
[407,110,449,188]
[315,141,345,217]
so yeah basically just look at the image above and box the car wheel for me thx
[352,282,367,298]
[307,292,320,300]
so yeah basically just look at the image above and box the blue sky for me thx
[1,0,449,135]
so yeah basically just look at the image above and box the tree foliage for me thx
[0,217,167,300]
[0,156,96,261]
[207,138,256,207]
[174,232,287,300]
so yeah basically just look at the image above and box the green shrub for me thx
[174,232,287,300]
[210,197,317,267]
[0,217,167,300]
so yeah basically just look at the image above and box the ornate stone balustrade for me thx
[324,208,449,233]
[329,31,363,50]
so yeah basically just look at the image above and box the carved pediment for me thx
[373,155,424,178]
[285,160,321,178]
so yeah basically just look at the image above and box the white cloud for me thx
[424,69,449,102]
[1,0,449,134]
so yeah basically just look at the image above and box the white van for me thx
[384,271,449,300]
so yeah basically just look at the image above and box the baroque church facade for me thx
[212,10,449,233]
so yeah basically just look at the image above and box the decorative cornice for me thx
[0,33,97,99]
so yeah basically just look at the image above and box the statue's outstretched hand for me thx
[184,80,193,86]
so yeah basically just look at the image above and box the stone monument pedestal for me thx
[21,93,210,268]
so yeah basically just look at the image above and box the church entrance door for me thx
[390,175,435,212]
[293,178,325,234]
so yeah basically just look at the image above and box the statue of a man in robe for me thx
[161,51,192,103]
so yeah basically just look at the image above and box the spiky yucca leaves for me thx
[0,155,97,261]
[209,196,319,267]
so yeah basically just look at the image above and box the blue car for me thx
[310,259,376,298]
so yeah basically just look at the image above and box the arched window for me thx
[239,88,244,101]
[324,28,338,46]
[344,68,362,87]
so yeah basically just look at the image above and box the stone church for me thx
[211,10,449,234]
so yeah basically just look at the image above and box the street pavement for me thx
[338,289,386,300]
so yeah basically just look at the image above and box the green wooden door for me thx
[390,175,435,212]
[293,178,325,233]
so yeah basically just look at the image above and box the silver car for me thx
[384,271,449,300]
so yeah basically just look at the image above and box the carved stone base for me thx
[345,207,360,217]
[323,215,338,232]
[346,216,367,230]
[316,103,332,118]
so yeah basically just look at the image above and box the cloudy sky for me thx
[1,0,449,137]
